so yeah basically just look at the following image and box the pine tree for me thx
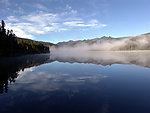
[1,20,6,35]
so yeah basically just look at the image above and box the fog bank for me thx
[50,51,150,68]
[51,34,150,52]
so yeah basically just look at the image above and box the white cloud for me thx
[63,19,106,28]
[6,23,34,39]
[7,16,18,22]
[5,5,107,39]
[11,28,33,39]
[101,24,107,27]
[22,12,58,25]
[63,21,84,26]
[63,4,77,15]
[6,12,69,37]
[6,12,63,38]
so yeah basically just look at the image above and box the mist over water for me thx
[52,34,150,51]
[51,50,150,68]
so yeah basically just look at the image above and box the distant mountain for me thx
[56,33,150,51]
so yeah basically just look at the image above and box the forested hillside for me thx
[0,20,51,56]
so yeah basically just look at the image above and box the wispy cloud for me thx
[6,23,34,39]
[7,16,18,22]
[35,3,49,11]
[6,4,107,40]
[22,12,58,25]
[65,4,77,15]
[6,12,67,39]
[63,19,106,28]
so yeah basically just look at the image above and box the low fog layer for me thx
[51,33,150,52]
[50,51,150,68]
[50,33,150,67]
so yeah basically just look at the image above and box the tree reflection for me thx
[0,54,50,94]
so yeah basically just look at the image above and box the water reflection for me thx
[1,51,150,93]
[51,51,150,67]
[12,67,107,92]
[0,54,50,93]
[1,52,150,113]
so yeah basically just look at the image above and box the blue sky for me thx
[0,0,150,43]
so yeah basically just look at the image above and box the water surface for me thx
[0,51,150,113]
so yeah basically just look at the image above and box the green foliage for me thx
[0,20,50,56]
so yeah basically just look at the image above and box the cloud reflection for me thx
[12,68,107,93]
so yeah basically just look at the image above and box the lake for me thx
[0,51,150,113]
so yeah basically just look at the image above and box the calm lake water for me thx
[1,51,150,113]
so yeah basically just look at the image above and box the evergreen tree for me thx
[1,20,6,35]
[0,20,50,56]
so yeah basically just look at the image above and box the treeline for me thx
[0,20,50,56]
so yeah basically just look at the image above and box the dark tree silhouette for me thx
[1,20,5,28]
[0,20,50,56]
[1,20,6,35]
